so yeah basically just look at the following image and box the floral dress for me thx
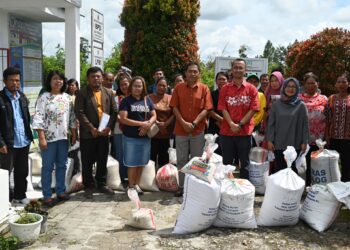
[32,92,76,142]
[299,93,328,144]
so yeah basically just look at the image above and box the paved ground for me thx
[14,189,350,250]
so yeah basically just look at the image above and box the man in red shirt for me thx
[218,58,260,179]
[170,62,213,196]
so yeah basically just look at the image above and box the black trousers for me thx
[68,148,81,176]
[305,144,319,186]
[330,138,350,182]
[151,138,170,168]
[80,137,109,188]
[0,145,29,200]
[220,135,251,179]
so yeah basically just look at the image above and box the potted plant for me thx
[8,211,43,242]
[24,200,49,233]
[0,235,19,250]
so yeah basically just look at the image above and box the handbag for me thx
[144,97,159,138]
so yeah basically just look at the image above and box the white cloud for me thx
[42,0,350,62]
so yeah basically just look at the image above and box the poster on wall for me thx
[9,15,43,114]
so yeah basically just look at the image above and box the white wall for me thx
[0,169,9,221]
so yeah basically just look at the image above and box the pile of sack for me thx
[172,142,350,234]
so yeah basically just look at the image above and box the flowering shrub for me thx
[286,28,350,96]
[120,0,200,86]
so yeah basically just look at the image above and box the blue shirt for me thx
[119,96,155,138]
[4,88,31,148]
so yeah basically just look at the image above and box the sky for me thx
[42,0,350,61]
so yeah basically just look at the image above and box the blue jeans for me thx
[41,139,68,199]
[113,134,127,180]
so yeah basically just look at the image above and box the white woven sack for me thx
[311,149,341,185]
[173,174,221,234]
[257,168,305,226]
[248,161,269,194]
[300,184,341,232]
[213,179,257,229]
[106,155,124,191]
[139,160,159,191]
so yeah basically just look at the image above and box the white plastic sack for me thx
[126,188,156,230]
[181,157,216,183]
[258,146,305,226]
[106,156,124,191]
[300,184,341,232]
[311,141,341,185]
[26,158,34,192]
[173,174,221,234]
[252,131,265,146]
[139,160,159,192]
[67,173,84,193]
[156,164,179,192]
[168,148,177,165]
[248,161,269,194]
[213,179,257,229]
[214,164,236,181]
[249,147,268,163]
[327,182,350,209]
[29,152,42,175]
[65,158,74,190]
[295,145,310,175]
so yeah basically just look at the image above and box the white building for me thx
[0,0,81,220]
[0,0,81,92]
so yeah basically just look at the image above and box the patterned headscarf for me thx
[280,77,301,105]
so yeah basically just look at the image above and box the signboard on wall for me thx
[91,9,104,69]
[214,57,268,79]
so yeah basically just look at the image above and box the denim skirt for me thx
[123,135,151,167]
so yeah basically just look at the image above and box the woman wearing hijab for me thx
[267,77,309,173]
[261,71,284,134]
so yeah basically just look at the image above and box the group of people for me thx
[0,58,349,206]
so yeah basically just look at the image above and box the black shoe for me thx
[174,187,184,197]
[98,186,115,195]
[84,188,94,199]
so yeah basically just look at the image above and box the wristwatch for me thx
[238,121,244,128]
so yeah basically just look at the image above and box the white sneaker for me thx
[12,198,30,205]
[134,185,144,195]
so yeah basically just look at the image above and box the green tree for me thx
[262,40,275,63]
[286,27,350,96]
[43,44,65,81]
[238,44,249,58]
[261,40,288,73]
[104,42,122,73]
[120,0,200,86]
[200,59,215,90]
[42,37,91,87]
